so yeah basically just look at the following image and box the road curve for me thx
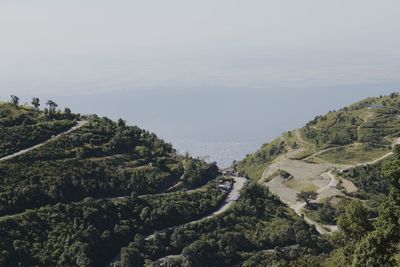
[145,176,246,240]
[109,176,247,266]
[0,120,88,162]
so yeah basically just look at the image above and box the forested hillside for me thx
[0,97,223,266]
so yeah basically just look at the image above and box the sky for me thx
[0,0,399,96]
[0,1,399,166]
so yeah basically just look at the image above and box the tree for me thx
[31,97,40,109]
[10,95,19,106]
[342,147,400,266]
[64,107,71,117]
[296,191,317,206]
[337,201,372,242]
[46,100,58,115]
[117,118,126,127]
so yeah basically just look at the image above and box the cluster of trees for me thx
[13,117,174,162]
[357,111,400,146]
[303,112,360,147]
[302,94,400,149]
[296,190,343,225]
[0,181,225,267]
[0,158,182,216]
[183,159,219,188]
[0,99,79,157]
[343,160,389,208]
[349,92,400,111]
[325,145,400,266]
[9,95,73,118]
[115,183,331,267]
[0,115,225,216]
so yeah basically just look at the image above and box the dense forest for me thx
[114,183,331,267]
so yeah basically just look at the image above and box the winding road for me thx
[0,120,88,162]
[109,176,246,266]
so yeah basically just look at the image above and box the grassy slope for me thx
[236,137,286,181]
[237,93,400,181]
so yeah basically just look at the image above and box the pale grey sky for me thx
[0,0,399,96]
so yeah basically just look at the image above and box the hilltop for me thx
[237,92,400,181]
[237,92,400,230]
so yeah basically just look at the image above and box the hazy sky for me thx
[0,0,399,96]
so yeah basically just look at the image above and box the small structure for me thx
[218,181,232,191]
[368,105,385,110]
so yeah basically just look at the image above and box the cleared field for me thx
[316,143,389,165]
[283,179,318,192]
[262,157,329,182]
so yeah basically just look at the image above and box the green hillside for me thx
[237,92,400,181]
[0,97,225,266]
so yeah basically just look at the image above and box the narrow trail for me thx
[0,120,88,162]
[109,176,246,266]
[317,172,338,195]
[294,129,313,147]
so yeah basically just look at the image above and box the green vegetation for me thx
[0,100,79,157]
[302,93,400,149]
[114,183,331,267]
[0,182,225,266]
[296,190,318,206]
[322,146,400,266]
[304,197,351,225]
[318,143,389,165]
[0,115,192,216]
[238,93,400,182]
[0,97,221,266]
[236,139,286,181]
[340,158,391,215]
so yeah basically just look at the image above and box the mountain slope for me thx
[237,92,400,181]
[236,92,400,233]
